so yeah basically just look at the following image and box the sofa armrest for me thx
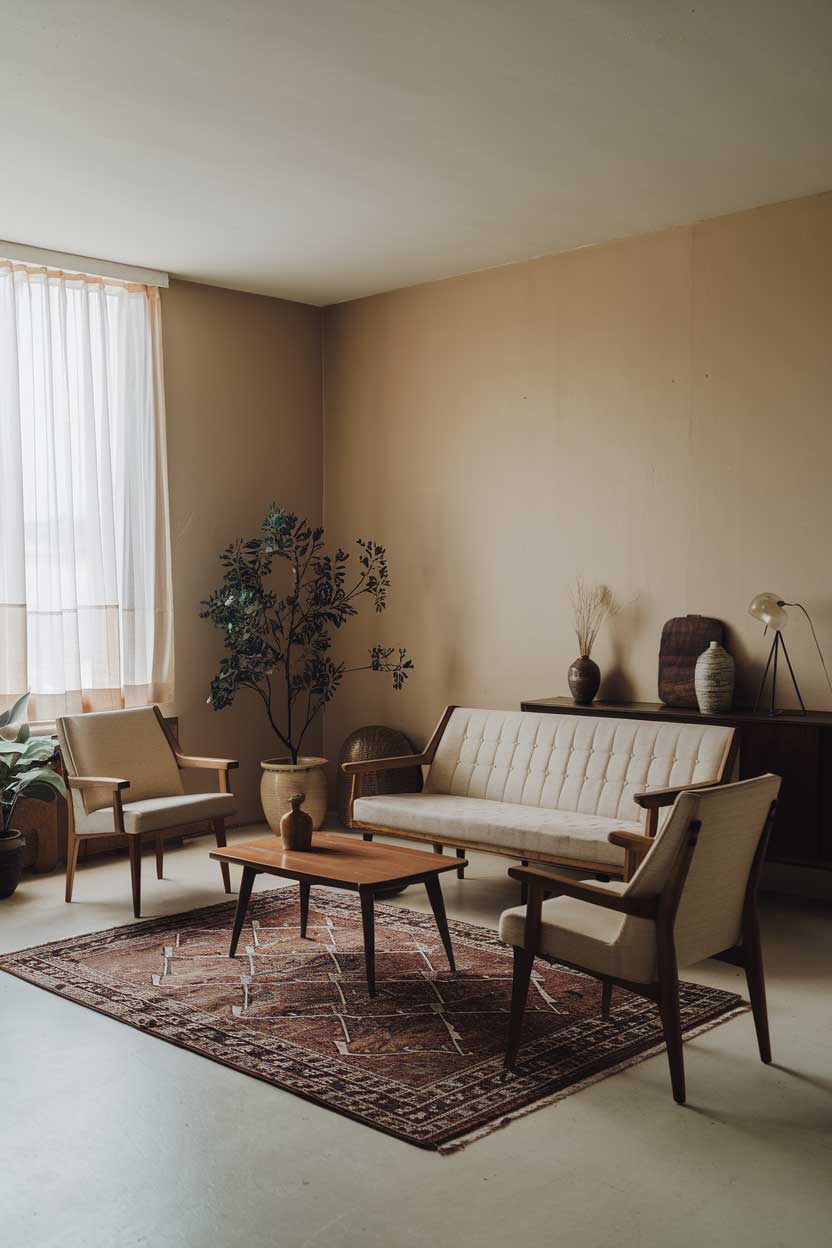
[341,753,426,776]
[608,829,655,882]
[507,865,658,919]
[633,779,719,810]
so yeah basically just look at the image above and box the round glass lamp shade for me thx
[748,592,788,630]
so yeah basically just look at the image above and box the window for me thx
[0,260,174,719]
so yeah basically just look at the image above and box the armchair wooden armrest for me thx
[633,779,719,810]
[507,865,658,919]
[67,775,130,792]
[174,753,238,795]
[175,754,239,772]
[341,753,427,776]
[609,829,655,882]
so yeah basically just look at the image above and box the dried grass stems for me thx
[570,579,618,657]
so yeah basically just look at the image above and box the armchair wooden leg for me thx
[455,847,466,879]
[213,817,231,894]
[65,829,80,903]
[601,980,612,1020]
[128,836,142,919]
[505,946,535,1070]
[656,961,686,1103]
[743,909,772,1063]
[155,834,164,880]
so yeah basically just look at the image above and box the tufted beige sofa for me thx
[343,707,737,879]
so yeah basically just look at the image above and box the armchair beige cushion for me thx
[58,707,184,815]
[81,792,236,837]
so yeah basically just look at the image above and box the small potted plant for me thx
[0,694,67,899]
[202,506,413,832]
[568,579,618,704]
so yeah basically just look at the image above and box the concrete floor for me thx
[1,824,830,1248]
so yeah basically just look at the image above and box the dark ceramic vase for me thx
[0,832,25,899]
[568,655,601,705]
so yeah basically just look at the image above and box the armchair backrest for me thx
[627,774,780,966]
[57,706,184,813]
[425,708,735,823]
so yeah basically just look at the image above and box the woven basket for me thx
[335,725,423,828]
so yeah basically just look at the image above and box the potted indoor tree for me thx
[0,694,67,899]
[202,506,413,831]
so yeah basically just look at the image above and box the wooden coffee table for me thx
[210,833,468,995]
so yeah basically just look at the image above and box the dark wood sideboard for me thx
[520,698,832,870]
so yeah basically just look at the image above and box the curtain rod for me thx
[0,240,169,288]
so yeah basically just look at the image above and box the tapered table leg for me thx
[299,880,311,938]
[229,866,256,957]
[359,888,376,996]
[425,875,456,972]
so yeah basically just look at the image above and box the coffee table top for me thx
[210,833,467,889]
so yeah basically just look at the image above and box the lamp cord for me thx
[785,602,832,692]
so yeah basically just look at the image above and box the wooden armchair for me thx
[57,706,238,917]
[499,774,780,1103]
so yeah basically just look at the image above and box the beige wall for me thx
[162,279,322,821]
[322,193,832,767]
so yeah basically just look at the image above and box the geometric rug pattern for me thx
[0,887,744,1150]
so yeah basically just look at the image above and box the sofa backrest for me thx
[424,708,734,824]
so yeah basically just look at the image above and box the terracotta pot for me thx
[0,831,25,900]
[260,758,327,833]
[279,794,314,851]
[568,655,601,705]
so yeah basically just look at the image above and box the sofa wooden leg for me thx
[362,832,374,842]
[155,834,164,880]
[432,843,444,854]
[520,860,529,906]
[455,847,466,879]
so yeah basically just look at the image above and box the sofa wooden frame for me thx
[342,705,739,881]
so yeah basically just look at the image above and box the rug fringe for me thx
[436,1004,749,1155]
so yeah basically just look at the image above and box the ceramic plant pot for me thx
[568,655,601,705]
[279,793,314,851]
[0,832,25,900]
[694,641,735,715]
[260,758,328,833]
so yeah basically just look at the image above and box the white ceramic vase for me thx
[260,757,328,834]
[694,641,734,715]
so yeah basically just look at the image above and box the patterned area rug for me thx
[1,887,744,1151]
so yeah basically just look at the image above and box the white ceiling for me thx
[2,1,831,306]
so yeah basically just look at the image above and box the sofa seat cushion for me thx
[83,792,236,837]
[499,881,656,983]
[352,793,641,867]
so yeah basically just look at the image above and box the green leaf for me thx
[0,691,29,730]
[9,767,66,802]
[20,736,58,764]
[15,722,30,743]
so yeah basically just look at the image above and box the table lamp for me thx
[748,593,831,715]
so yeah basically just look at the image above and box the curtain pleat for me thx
[0,261,174,719]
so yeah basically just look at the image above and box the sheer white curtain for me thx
[0,260,174,720]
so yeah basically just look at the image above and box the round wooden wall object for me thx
[336,725,423,828]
